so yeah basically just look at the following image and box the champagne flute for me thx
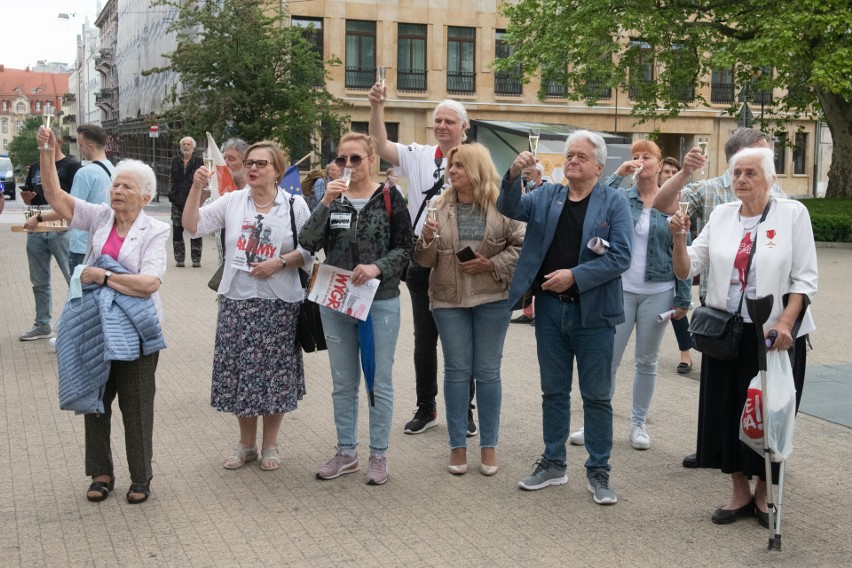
[528,128,540,157]
[42,104,55,149]
[377,66,388,100]
[203,149,215,194]
[678,201,690,235]
[426,199,439,239]
[698,140,709,176]
[338,167,352,203]
[630,164,644,186]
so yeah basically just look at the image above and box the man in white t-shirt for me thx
[368,85,475,436]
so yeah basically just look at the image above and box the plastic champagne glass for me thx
[426,199,439,239]
[528,128,540,157]
[678,201,690,235]
[338,167,352,203]
[698,140,709,176]
[377,66,388,100]
[42,105,55,149]
[203,149,214,192]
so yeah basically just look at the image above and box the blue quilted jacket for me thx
[56,255,166,414]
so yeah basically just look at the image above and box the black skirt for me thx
[695,323,807,481]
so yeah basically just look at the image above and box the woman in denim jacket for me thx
[414,143,524,476]
[570,140,691,450]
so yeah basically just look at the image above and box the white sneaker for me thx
[629,423,651,450]
[568,427,585,446]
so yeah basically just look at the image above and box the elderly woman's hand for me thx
[420,219,438,244]
[80,266,106,285]
[615,160,644,178]
[249,258,283,280]
[459,252,494,276]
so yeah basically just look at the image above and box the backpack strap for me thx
[92,160,112,179]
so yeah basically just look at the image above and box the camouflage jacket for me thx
[299,184,414,300]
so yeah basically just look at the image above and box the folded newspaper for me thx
[307,263,379,321]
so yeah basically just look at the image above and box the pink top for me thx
[101,224,126,260]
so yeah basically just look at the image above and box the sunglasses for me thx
[334,154,365,168]
[243,159,271,169]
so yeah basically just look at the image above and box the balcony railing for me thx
[447,71,475,94]
[711,82,734,104]
[545,81,567,98]
[752,89,773,105]
[494,73,523,96]
[345,66,376,90]
[64,114,76,123]
[398,69,427,92]
[672,84,695,102]
[585,80,611,101]
[95,88,116,109]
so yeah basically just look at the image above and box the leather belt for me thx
[542,290,580,303]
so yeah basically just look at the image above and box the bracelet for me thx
[36,213,44,223]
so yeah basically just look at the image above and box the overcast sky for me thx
[1,0,102,70]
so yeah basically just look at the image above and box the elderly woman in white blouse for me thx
[183,140,313,472]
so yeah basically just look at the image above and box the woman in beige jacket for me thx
[415,143,524,476]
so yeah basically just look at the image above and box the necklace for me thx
[250,192,275,209]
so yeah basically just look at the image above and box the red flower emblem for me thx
[766,229,776,240]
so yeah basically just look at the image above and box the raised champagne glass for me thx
[678,201,690,235]
[528,128,540,158]
[42,104,55,150]
[426,199,439,239]
[377,66,388,101]
[203,149,215,194]
[698,140,709,176]
[338,167,352,203]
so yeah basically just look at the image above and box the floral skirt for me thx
[211,297,305,417]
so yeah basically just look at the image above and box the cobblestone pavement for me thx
[1,203,850,567]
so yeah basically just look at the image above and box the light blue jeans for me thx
[433,299,511,449]
[535,295,614,473]
[610,288,674,425]
[26,231,71,327]
[320,297,400,452]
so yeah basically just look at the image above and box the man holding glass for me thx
[368,83,476,436]
[18,128,81,341]
[169,136,203,267]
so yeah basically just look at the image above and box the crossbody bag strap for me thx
[735,200,772,315]
[92,160,112,179]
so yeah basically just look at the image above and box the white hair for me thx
[564,130,608,167]
[728,147,776,189]
[434,99,469,142]
[180,136,197,149]
[114,159,157,199]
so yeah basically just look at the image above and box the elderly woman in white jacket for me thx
[670,147,817,529]
[183,140,313,472]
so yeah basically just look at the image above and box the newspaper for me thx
[231,213,288,272]
[307,263,379,321]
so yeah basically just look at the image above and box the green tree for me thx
[148,0,345,163]
[497,0,852,197]
[8,117,47,176]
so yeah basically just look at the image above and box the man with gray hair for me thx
[369,84,475,436]
[169,136,203,267]
[499,130,633,505]
[654,126,786,469]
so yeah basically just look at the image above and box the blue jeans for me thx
[433,300,511,449]
[610,289,674,425]
[68,252,86,275]
[26,231,71,327]
[535,294,614,473]
[320,298,400,452]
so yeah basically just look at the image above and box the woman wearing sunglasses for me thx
[300,132,414,485]
[183,140,314,472]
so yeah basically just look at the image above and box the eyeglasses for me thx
[334,154,365,168]
[243,159,270,169]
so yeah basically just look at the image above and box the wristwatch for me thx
[279,256,287,269]
[103,270,113,286]
[36,213,44,223]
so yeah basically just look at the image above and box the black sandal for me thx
[126,478,152,505]
[86,475,115,503]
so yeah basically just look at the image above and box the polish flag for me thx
[206,131,239,199]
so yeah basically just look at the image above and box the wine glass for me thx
[678,201,690,235]
[377,66,388,100]
[629,164,644,186]
[528,128,540,157]
[426,199,439,239]
[338,167,352,203]
[203,149,214,193]
[698,140,709,176]
[42,104,55,150]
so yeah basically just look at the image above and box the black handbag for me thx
[688,306,744,361]
[289,197,326,352]
[207,262,225,292]
[688,201,771,361]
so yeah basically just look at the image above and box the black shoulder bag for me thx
[289,196,327,353]
[688,201,771,361]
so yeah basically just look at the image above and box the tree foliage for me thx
[8,117,68,175]
[148,0,345,164]
[497,0,852,197]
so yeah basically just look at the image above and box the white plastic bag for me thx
[739,350,797,462]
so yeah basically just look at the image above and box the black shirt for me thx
[536,192,591,297]
[23,156,82,205]
[169,154,203,207]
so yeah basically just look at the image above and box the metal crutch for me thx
[745,294,782,551]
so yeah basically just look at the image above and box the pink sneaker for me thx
[366,453,388,485]
[316,450,359,480]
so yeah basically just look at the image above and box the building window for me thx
[15,120,23,132]
[494,31,522,96]
[1,118,7,133]
[774,133,787,175]
[351,121,398,171]
[292,17,323,59]
[751,67,774,106]
[16,102,26,113]
[345,20,376,90]
[447,26,476,94]
[2,139,7,150]
[793,132,807,175]
[397,23,427,92]
[36,101,42,111]
[711,68,734,104]
[628,41,654,100]
[1,100,7,111]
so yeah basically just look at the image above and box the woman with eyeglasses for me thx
[183,140,314,472]
[300,132,414,486]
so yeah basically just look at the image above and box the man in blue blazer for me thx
[498,130,633,505]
